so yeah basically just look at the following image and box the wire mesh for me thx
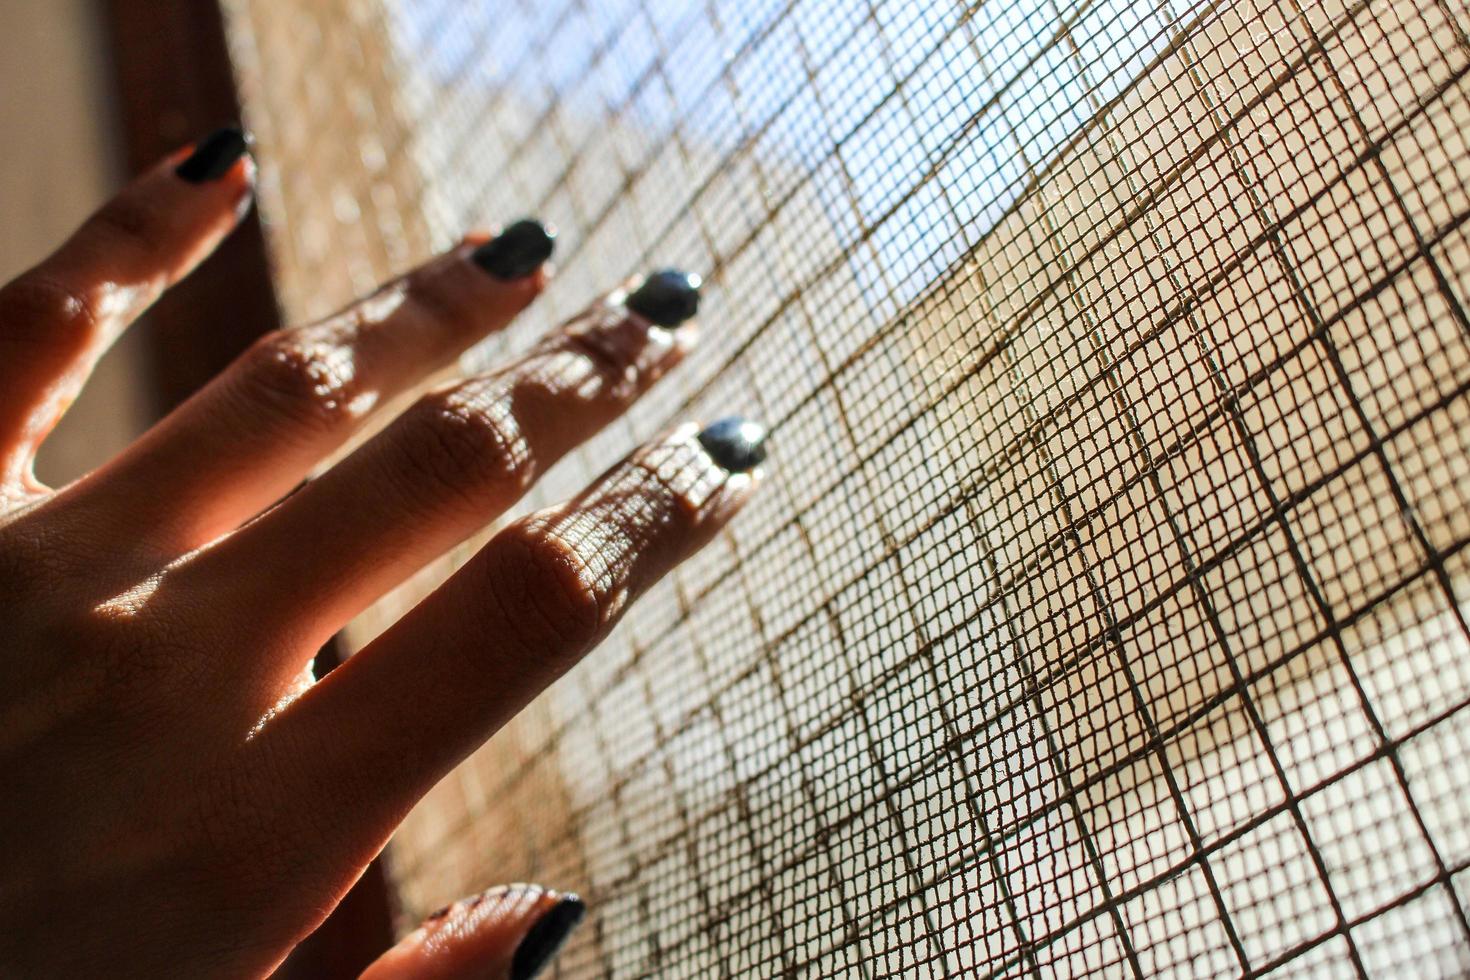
[222,0,1470,974]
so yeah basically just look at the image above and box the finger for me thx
[359,886,585,980]
[185,270,702,675]
[0,127,253,482]
[49,220,556,554]
[264,419,766,848]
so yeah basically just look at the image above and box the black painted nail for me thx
[698,417,767,473]
[175,127,250,184]
[625,269,702,327]
[511,895,586,980]
[473,219,556,280]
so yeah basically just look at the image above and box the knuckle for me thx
[235,331,361,431]
[0,274,98,351]
[397,387,536,501]
[489,519,607,655]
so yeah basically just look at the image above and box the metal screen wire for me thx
[223,0,1470,974]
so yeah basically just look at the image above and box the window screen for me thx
[222,0,1470,974]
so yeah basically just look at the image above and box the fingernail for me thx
[697,417,768,473]
[511,895,586,980]
[473,219,557,280]
[625,269,702,326]
[176,127,250,183]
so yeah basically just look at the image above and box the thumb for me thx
[359,884,586,980]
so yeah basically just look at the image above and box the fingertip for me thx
[670,318,700,355]
[670,418,767,529]
[511,893,586,980]
[140,129,257,245]
[715,466,762,518]
[696,416,768,474]
[645,418,769,503]
[455,223,556,303]
[172,126,254,189]
[625,268,701,327]
[361,885,584,980]
[471,219,557,282]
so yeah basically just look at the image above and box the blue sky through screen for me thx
[388,0,1179,311]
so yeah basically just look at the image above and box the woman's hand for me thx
[0,128,765,978]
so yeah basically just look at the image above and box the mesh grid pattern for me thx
[223,0,1470,974]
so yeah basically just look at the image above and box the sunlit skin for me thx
[0,136,761,977]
